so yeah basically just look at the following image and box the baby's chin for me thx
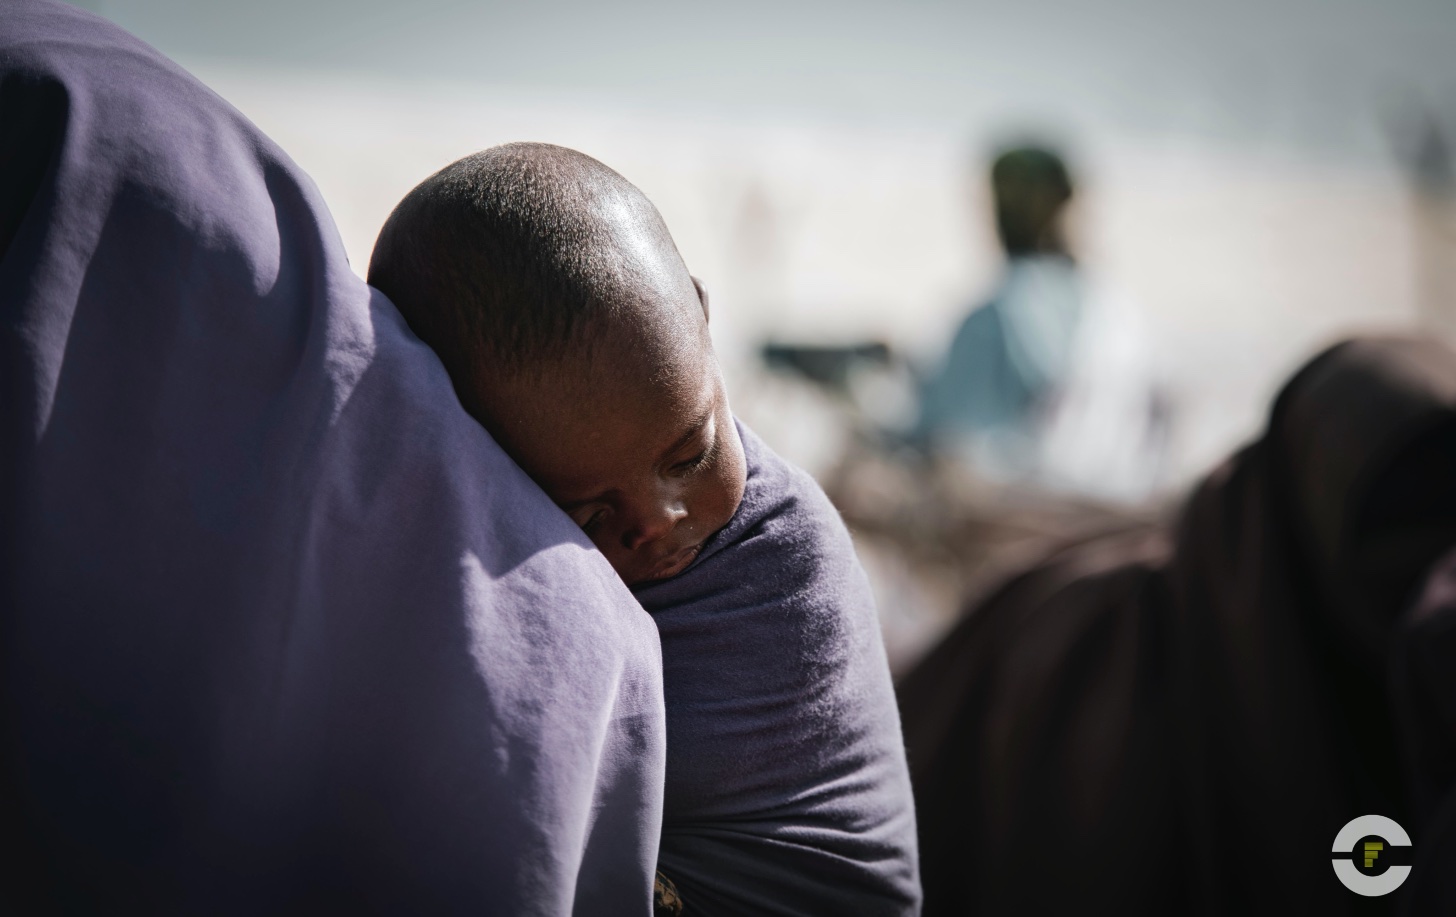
[624,497,743,587]
[630,539,708,585]
[624,420,747,586]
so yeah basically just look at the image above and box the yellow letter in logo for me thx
[1363,841,1382,869]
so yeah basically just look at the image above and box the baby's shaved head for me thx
[369,142,700,415]
[369,143,745,586]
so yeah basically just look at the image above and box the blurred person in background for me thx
[805,146,1174,673]
[916,146,1167,505]
[898,335,1456,915]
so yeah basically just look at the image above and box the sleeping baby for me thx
[368,143,919,916]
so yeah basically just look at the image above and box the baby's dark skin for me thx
[479,254,738,912]
[372,147,918,914]
[469,215,747,586]
[371,146,757,913]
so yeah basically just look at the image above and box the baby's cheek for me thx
[703,463,746,531]
[591,531,635,579]
[588,526,621,559]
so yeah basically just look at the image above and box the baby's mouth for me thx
[644,539,705,582]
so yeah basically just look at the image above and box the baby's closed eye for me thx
[571,505,610,534]
[671,438,717,477]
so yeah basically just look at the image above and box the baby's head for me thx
[369,143,746,585]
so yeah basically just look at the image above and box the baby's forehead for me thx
[490,326,720,494]
[504,317,710,418]
[577,315,711,402]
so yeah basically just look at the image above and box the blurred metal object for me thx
[754,335,1166,673]
[760,340,893,395]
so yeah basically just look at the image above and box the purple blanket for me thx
[633,424,921,914]
[0,2,664,912]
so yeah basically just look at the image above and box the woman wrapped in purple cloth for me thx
[368,143,922,914]
[1,2,667,912]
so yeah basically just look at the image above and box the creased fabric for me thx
[0,3,665,913]
[633,423,921,915]
[1392,547,1456,915]
[899,336,1456,916]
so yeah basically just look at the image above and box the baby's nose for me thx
[622,498,687,552]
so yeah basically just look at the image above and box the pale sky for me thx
[61,0,1456,485]
[75,0,1456,167]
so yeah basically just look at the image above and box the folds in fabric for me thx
[634,423,921,915]
[0,2,665,912]
[899,336,1456,916]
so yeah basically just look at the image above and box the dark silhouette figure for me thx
[900,336,1456,915]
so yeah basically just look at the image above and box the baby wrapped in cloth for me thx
[369,143,921,915]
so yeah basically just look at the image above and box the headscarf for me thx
[0,3,665,912]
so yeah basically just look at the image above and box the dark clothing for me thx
[635,423,922,915]
[898,337,1456,915]
[0,3,666,912]
[1394,547,1456,914]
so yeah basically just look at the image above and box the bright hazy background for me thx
[71,0,1456,483]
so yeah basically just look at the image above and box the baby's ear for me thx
[691,275,710,323]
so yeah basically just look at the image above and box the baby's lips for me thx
[646,540,704,582]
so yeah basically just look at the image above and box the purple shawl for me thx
[0,2,665,912]
[633,423,921,915]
